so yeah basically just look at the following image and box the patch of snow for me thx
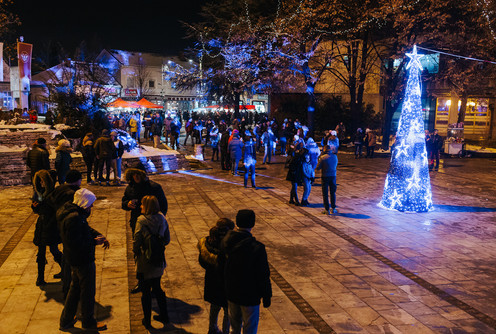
[0,145,27,153]
[53,124,73,131]
[0,123,64,138]
[123,145,177,158]
[466,144,496,153]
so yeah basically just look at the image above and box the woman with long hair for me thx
[133,195,171,330]
[31,169,63,286]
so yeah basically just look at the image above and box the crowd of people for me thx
[25,138,273,332]
[23,107,397,333]
[195,117,346,215]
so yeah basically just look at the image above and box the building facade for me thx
[97,49,198,113]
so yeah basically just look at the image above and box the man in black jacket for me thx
[94,129,116,185]
[429,129,443,171]
[219,129,232,170]
[221,209,271,334]
[27,137,50,184]
[47,169,82,297]
[58,188,109,331]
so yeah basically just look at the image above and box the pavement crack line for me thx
[0,212,37,269]
[264,189,496,331]
[125,211,147,334]
[193,182,336,334]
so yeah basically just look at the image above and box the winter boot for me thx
[36,261,46,286]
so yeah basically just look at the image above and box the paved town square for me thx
[0,150,495,334]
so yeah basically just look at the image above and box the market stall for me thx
[444,125,465,156]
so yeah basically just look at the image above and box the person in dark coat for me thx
[220,210,271,334]
[286,149,305,205]
[170,118,181,150]
[55,139,73,184]
[46,169,82,297]
[228,132,244,176]
[133,195,171,330]
[58,188,109,332]
[82,133,96,184]
[429,129,443,171]
[197,218,235,334]
[94,129,116,185]
[219,129,232,170]
[122,167,168,234]
[26,137,50,184]
[111,131,125,184]
[261,128,276,164]
[151,114,163,148]
[353,128,365,159]
[316,145,338,215]
[31,170,63,286]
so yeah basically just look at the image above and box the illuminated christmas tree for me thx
[379,45,433,212]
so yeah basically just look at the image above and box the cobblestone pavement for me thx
[1,140,496,333]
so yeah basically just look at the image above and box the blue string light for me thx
[379,45,433,213]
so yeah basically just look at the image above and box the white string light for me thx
[417,46,496,65]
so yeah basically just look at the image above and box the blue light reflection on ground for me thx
[178,170,243,186]
[434,205,496,213]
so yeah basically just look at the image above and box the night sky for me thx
[10,0,204,55]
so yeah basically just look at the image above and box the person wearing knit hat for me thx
[27,137,50,185]
[236,209,256,228]
[94,129,116,185]
[73,188,97,209]
[221,209,271,333]
[55,139,73,185]
[57,187,109,332]
[65,169,82,185]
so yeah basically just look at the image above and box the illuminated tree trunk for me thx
[379,46,433,212]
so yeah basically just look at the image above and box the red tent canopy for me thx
[239,105,256,110]
[107,98,138,109]
[136,98,163,109]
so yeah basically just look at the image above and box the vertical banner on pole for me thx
[0,42,4,81]
[17,42,33,110]
[17,42,33,81]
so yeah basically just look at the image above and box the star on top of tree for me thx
[406,45,424,70]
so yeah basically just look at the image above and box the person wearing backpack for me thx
[133,195,171,330]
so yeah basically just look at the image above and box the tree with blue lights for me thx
[379,45,433,213]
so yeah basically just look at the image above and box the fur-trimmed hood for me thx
[33,169,55,200]
[125,168,147,183]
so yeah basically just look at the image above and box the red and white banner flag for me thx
[17,42,33,80]
[0,42,3,81]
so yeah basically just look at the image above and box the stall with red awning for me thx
[135,98,163,109]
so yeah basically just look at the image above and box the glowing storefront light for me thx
[379,45,433,212]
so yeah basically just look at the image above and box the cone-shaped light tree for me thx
[379,45,433,212]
